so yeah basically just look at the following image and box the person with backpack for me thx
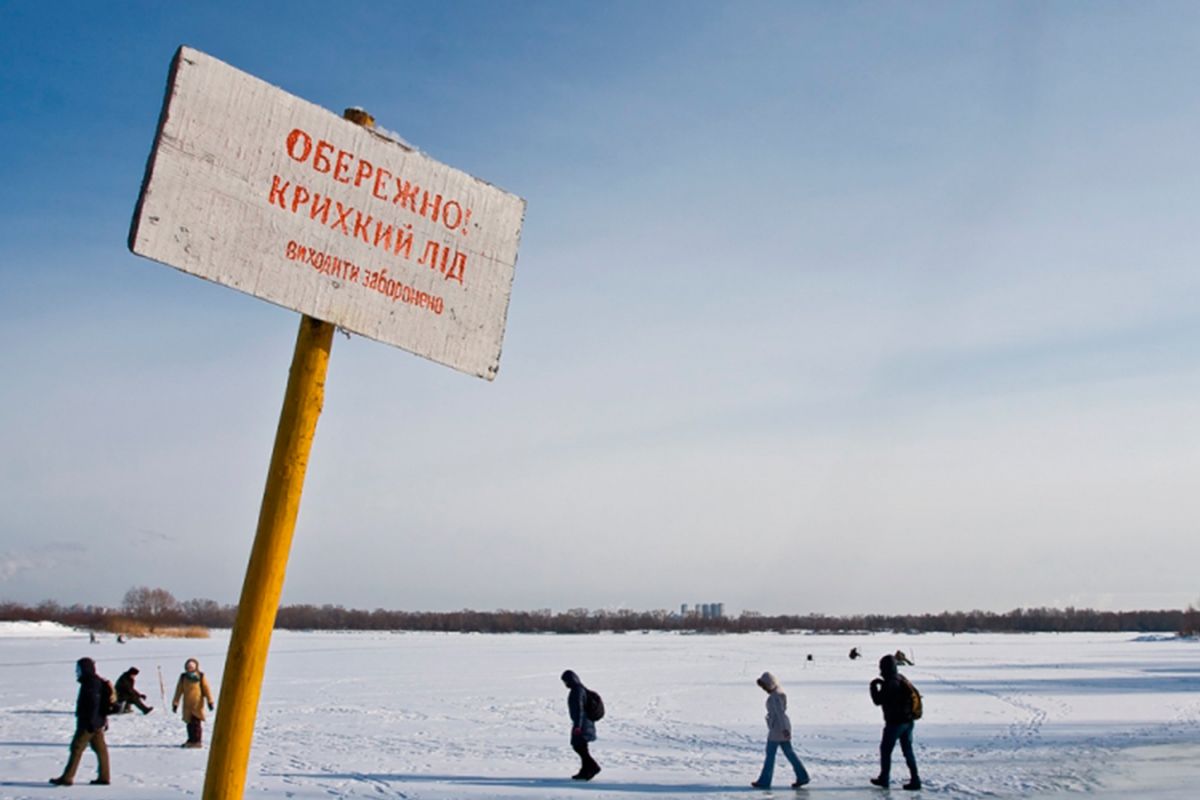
[49,657,111,786]
[171,658,215,748]
[115,667,153,714]
[560,670,601,781]
[750,671,809,789]
[869,654,921,791]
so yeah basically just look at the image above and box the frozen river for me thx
[2,625,1198,798]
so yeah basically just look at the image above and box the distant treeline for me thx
[2,586,1198,635]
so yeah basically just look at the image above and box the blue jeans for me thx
[756,739,808,787]
[879,722,918,783]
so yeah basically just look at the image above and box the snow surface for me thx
[1,630,1198,799]
[0,621,80,638]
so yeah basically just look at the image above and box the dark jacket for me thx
[870,655,914,725]
[561,670,596,742]
[116,668,143,701]
[74,657,108,733]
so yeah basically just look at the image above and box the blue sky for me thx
[1,1,1197,614]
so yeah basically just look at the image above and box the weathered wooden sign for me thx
[130,47,525,379]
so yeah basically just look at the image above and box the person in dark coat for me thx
[869,654,920,791]
[561,670,600,781]
[50,657,111,786]
[115,667,153,714]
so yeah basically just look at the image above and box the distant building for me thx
[680,602,725,620]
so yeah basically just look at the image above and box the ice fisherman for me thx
[750,671,809,789]
[49,657,111,786]
[171,658,215,748]
[869,654,921,791]
[115,667,153,714]
[560,669,601,781]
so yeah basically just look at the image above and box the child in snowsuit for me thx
[870,654,921,790]
[561,670,600,781]
[751,671,809,789]
[50,657,111,786]
[115,667,153,714]
[171,658,214,748]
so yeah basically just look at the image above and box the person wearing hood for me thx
[869,654,921,790]
[560,670,600,781]
[115,667,152,714]
[50,657,111,786]
[171,658,215,748]
[750,671,809,789]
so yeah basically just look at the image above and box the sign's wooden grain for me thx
[131,47,525,379]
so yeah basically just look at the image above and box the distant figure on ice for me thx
[560,670,601,781]
[869,654,921,791]
[89,632,98,644]
[849,647,862,660]
[115,667,153,714]
[750,671,809,789]
[171,658,214,748]
[49,657,111,786]
[894,649,914,666]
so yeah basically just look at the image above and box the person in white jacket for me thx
[751,671,810,789]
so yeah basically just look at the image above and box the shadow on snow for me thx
[272,773,872,794]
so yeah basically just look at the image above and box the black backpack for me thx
[583,688,605,722]
[98,677,118,716]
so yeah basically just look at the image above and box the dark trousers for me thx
[879,722,918,783]
[571,734,600,776]
[186,715,204,745]
[118,693,152,713]
[59,726,110,784]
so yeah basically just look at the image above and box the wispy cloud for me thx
[0,543,85,582]
[132,528,177,547]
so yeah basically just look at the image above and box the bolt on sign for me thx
[130,46,525,379]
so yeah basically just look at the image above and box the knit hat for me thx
[756,671,779,691]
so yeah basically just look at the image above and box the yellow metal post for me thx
[202,314,334,799]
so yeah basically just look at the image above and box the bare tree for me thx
[121,586,179,623]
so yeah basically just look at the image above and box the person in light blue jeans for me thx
[751,671,810,789]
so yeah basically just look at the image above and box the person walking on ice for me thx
[869,654,921,790]
[171,658,214,748]
[560,670,601,781]
[750,671,809,789]
[49,657,111,786]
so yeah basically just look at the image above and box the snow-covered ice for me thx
[2,628,1198,798]
[0,622,79,638]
